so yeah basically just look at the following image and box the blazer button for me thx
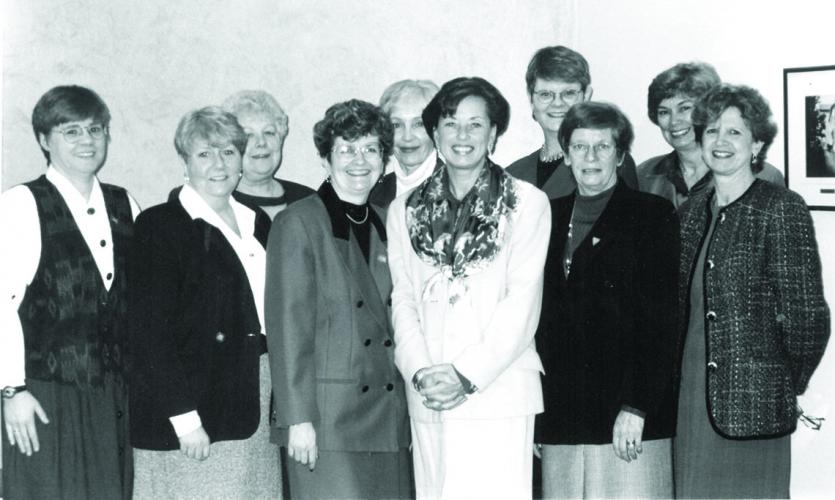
[364,339,372,346]
[707,259,715,269]
[387,297,392,306]
[386,383,394,391]
[705,311,717,321]
[216,331,226,343]
[707,361,718,371]
[356,300,364,308]
[361,385,370,393]
[383,339,393,347]
[116,410,123,418]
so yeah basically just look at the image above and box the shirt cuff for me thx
[621,404,646,419]
[169,411,202,437]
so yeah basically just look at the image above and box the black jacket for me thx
[536,182,680,444]
[128,197,269,450]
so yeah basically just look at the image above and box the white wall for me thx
[1,0,570,208]
[573,1,835,497]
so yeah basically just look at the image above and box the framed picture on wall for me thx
[784,64,835,210]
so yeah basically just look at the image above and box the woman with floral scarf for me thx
[387,76,551,500]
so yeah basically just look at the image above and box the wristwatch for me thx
[2,385,27,399]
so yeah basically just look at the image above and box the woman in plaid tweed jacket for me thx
[676,84,830,498]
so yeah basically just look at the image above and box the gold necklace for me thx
[345,207,369,224]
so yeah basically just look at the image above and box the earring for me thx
[183,172,190,184]
[751,153,757,164]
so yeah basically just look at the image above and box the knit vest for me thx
[19,176,133,387]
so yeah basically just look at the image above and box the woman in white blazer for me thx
[387,77,551,500]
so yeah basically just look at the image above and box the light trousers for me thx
[411,415,535,500]
[541,438,672,499]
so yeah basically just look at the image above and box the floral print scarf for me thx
[405,159,518,288]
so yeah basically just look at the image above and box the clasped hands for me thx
[413,363,470,411]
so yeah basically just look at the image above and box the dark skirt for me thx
[283,447,412,499]
[674,204,790,499]
[1,374,132,500]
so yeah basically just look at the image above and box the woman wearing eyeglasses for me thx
[266,99,411,499]
[535,102,679,498]
[0,85,139,499]
[507,45,638,199]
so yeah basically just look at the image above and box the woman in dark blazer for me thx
[128,107,279,499]
[536,102,679,498]
[266,99,411,499]
[676,84,830,499]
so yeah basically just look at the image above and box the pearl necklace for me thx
[540,146,564,163]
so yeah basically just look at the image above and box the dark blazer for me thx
[128,197,268,450]
[507,149,639,199]
[368,172,397,208]
[266,182,409,452]
[679,180,830,439]
[536,182,680,445]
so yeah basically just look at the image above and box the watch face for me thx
[2,386,14,398]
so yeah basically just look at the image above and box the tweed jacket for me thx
[265,182,409,452]
[536,182,680,444]
[679,180,830,439]
[128,197,269,450]
[506,149,639,199]
[637,151,785,210]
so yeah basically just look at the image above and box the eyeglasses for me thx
[56,124,107,143]
[798,404,825,431]
[333,143,382,161]
[568,142,617,160]
[533,89,583,105]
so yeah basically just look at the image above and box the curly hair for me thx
[525,45,591,96]
[222,90,289,139]
[692,84,777,173]
[557,101,634,158]
[173,106,247,161]
[32,85,111,163]
[421,77,510,151]
[313,99,394,164]
[647,62,720,125]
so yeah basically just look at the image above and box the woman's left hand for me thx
[612,410,644,462]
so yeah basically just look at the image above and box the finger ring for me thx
[627,441,635,447]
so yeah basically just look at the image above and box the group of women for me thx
[0,43,830,500]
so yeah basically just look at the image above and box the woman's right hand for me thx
[178,426,211,461]
[3,391,49,456]
[288,422,318,470]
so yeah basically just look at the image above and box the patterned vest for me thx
[19,176,133,387]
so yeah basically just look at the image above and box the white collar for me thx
[178,184,255,240]
[45,166,105,208]
[394,152,437,196]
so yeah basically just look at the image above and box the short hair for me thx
[421,77,510,149]
[692,84,777,173]
[557,101,634,158]
[31,85,111,163]
[222,90,289,139]
[173,106,247,161]
[647,62,721,125]
[379,80,440,115]
[313,99,394,164]
[525,45,591,96]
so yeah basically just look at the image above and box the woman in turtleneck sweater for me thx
[265,99,411,499]
[535,102,680,499]
[369,79,441,208]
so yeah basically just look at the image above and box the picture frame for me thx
[784,64,835,210]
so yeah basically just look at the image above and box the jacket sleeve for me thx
[388,199,434,384]
[452,187,552,390]
[621,198,680,416]
[265,209,320,426]
[128,213,198,418]
[768,194,830,393]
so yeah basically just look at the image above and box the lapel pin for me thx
[592,237,601,246]
[377,255,387,263]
